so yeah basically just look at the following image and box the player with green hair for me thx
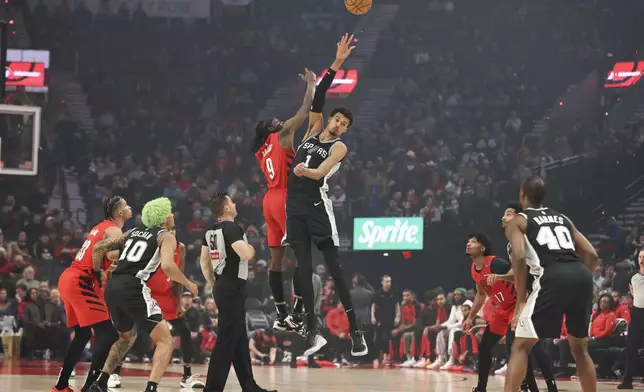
[141,197,174,228]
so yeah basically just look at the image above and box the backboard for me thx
[0,104,41,176]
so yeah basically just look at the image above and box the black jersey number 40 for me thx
[119,239,149,263]
[536,225,574,251]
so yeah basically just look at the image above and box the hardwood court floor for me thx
[0,360,636,391]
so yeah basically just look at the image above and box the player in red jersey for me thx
[54,196,132,392]
[107,229,204,389]
[252,68,316,330]
[463,204,558,392]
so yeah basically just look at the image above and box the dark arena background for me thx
[0,0,644,390]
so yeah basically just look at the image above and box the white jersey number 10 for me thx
[536,225,575,251]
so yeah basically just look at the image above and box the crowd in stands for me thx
[0,0,643,385]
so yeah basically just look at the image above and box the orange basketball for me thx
[345,0,372,15]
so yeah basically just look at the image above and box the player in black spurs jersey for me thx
[88,198,198,392]
[283,33,368,359]
[503,176,599,392]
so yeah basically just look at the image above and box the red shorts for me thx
[153,291,179,321]
[489,307,513,336]
[58,268,110,328]
[263,189,287,247]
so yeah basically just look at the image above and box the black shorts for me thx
[285,197,339,247]
[516,262,593,340]
[104,274,163,334]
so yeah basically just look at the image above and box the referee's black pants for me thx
[623,307,644,383]
[204,278,255,392]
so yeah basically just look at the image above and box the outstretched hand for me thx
[300,68,316,84]
[336,33,356,61]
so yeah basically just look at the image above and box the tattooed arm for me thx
[92,234,126,284]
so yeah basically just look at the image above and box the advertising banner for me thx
[6,62,45,87]
[317,68,359,96]
[353,217,424,250]
[28,0,210,18]
[605,61,644,89]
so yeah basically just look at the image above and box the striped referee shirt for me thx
[632,272,644,309]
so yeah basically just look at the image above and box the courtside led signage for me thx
[353,217,424,251]
[605,61,644,88]
[317,68,358,95]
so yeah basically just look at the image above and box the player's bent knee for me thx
[568,335,589,357]
[315,237,336,251]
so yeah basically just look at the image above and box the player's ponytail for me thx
[103,196,123,220]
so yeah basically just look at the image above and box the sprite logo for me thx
[353,217,424,250]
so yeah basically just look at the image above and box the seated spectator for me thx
[12,283,28,321]
[249,328,280,365]
[588,293,618,377]
[615,294,631,324]
[1,254,29,284]
[53,233,78,267]
[22,287,68,359]
[394,289,420,367]
[0,288,14,318]
[324,302,352,365]
[16,266,40,291]
[412,290,448,368]
[203,297,218,331]
[429,288,466,369]
[320,278,336,317]
[452,301,478,367]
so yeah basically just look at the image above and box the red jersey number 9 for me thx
[266,157,275,179]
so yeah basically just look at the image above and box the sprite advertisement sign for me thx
[353,217,424,250]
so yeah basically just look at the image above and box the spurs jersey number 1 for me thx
[288,134,342,200]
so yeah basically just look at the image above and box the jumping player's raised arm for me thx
[293,141,347,181]
[301,33,355,142]
[277,69,316,151]
[505,216,528,308]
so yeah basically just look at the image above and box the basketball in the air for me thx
[345,0,372,15]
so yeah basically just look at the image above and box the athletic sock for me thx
[144,381,159,391]
[269,271,285,314]
[293,297,304,314]
[183,365,192,378]
[113,365,122,375]
[95,372,110,388]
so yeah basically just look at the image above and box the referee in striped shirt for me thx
[200,193,276,392]
[618,248,644,390]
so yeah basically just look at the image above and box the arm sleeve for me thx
[490,257,512,274]
[310,69,337,113]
